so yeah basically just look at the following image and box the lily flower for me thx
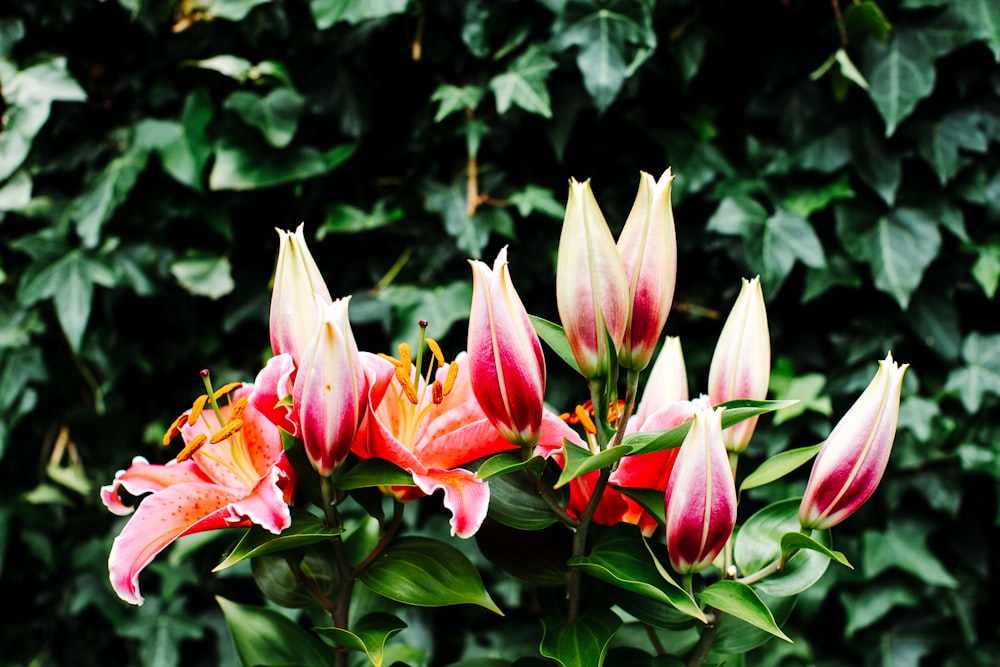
[617,169,678,372]
[556,178,629,380]
[664,397,737,574]
[468,246,546,447]
[708,276,770,452]
[799,353,908,530]
[269,224,332,361]
[101,380,296,605]
[353,339,571,538]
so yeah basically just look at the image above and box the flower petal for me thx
[412,468,490,538]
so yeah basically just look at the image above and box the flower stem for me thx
[686,609,722,667]
[320,476,354,667]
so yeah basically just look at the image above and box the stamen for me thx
[442,362,459,397]
[213,382,242,401]
[394,364,419,404]
[377,352,399,365]
[398,342,412,369]
[163,413,188,446]
[425,338,445,367]
[228,396,249,423]
[432,380,444,405]
[209,419,244,444]
[176,433,208,462]
[187,394,209,426]
[574,404,598,435]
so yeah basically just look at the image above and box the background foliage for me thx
[1,0,999,665]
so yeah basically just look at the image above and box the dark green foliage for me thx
[2,0,999,665]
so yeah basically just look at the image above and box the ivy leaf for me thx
[749,210,825,294]
[314,613,407,667]
[377,281,473,349]
[508,184,565,219]
[424,181,491,257]
[540,608,622,667]
[169,252,235,299]
[430,84,485,122]
[917,110,991,184]
[197,0,272,21]
[213,510,342,571]
[852,122,902,205]
[944,332,1000,411]
[217,596,332,667]
[860,28,937,136]
[223,88,306,148]
[862,520,959,588]
[946,0,1000,62]
[318,200,404,237]
[359,536,503,613]
[309,0,410,30]
[209,140,355,190]
[972,243,1000,299]
[836,206,941,309]
[489,45,557,118]
[697,580,791,642]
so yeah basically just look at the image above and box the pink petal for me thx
[100,456,211,516]
[412,468,490,538]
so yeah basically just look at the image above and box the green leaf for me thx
[209,140,356,190]
[377,281,473,349]
[918,110,991,184]
[0,170,31,211]
[706,195,768,237]
[862,520,959,588]
[213,510,341,571]
[423,181,491,257]
[223,88,306,148]
[780,531,853,570]
[169,252,235,300]
[860,28,937,136]
[430,84,484,122]
[610,486,665,527]
[948,0,1000,62]
[852,123,901,205]
[309,0,410,30]
[508,184,565,219]
[768,360,832,424]
[739,443,823,493]
[489,45,556,118]
[569,524,704,621]
[782,173,855,218]
[551,0,656,111]
[216,596,332,667]
[336,458,416,490]
[529,315,581,375]
[972,243,1000,299]
[752,210,825,292]
[476,453,545,480]
[540,608,622,667]
[906,291,962,361]
[314,612,407,667]
[945,332,1000,412]
[697,581,791,643]
[136,88,214,191]
[199,0,272,21]
[485,460,562,530]
[359,536,503,613]
[734,498,833,597]
[838,582,921,638]
[69,136,149,248]
[843,1,892,42]
[318,200,404,237]
[554,441,632,488]
[836,206,942,308]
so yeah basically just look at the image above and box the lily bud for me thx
[269,224,333,361]
[617,169,677,371]
[293,296,368,476]
[664,398,736,574]
[468,247,546,446]
[799,353,908,530]
[556,178,629,380]
[634,336,688,426]
[708,276,770,452]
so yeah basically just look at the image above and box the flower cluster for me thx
[102,169,908,667]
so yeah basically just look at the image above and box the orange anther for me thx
[163,413,189,446]
[187,394,208,426]
[209,419,244,444]
[442,362,459,397]
[176,433,208,462]
[425,338,445,367]
[432,380,444,405]
[394,364,419,404]
[213,382,242,401]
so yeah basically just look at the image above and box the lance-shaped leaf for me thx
[739,443,823,493]
[554,440,632,488]
[610,485,666,527]
[476,452,545,480]
[780,531,853,570]
[213,510,341,571]
[217,596,332,667]
[697,581,791,643]
[314,613,407,667]
[359,536,502,614]
[529,315,582,375]
[540,608,622,667]
[336,458,416,490]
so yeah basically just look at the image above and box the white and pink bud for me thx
[269,224,333,361]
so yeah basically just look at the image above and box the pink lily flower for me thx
[799,353,908,530]
[664,397,737,574]
[269,224,333,360]
[352,348,571,538]
[293,296,369,476]
[556,178,629,379]
[617,169,678,372]
[101,382,296,605]
[468,246,546,447]
[708,276,770,452]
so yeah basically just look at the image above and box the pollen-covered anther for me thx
[398,342,412,369]
[425,338,445,367]
[228,396,249,423]
[176,433,208,462]
[432,381,444,405]
[212,382,243,401]
[442,362,459,397]
[209,419,244,444]
[394,364,419,404]
[162,413,189,446]
[187,394,209,426]
[574,404,598,435]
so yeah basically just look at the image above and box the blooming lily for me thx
[708,276,770,452]
[468,246,546,447]
[664,397,737,574]
[269,224,332,361]
[353,342,573,538]
[799,353,908,530]
[617,169,678,372]
[101,380,296,605]
[293,296,369,476]
[556,178,629,380]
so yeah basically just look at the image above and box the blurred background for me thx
[1,0,998,665]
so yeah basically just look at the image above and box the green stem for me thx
[566,466,611,622]
[321,476,353,667]
[686,609,722,667]
[352,500,405,575]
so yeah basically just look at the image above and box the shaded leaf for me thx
[319,200,404,237]
[209,140,355,190]
[424,181,491,257]
[554,441,631,488]
[490,45,556,117]
[213,511,341,571]
[309,0,410,30]
[739,443,823,493]
[223,88,306,148]
[431,84,485,122]
[862,520,959,588]
[944,332,1000,411]
[540,608,622,667]
[698,581,791,642]
[216,596,332,667]
[529,315,582,375]
[476,453,545,480]
[860,28,936,136]
[314,612,407,667]
[336,458,416,490]
[169,252,235,299]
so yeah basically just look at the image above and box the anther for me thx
[574,405,597,435]
[425,338,445,367]
[210,419,244,444]
[163,413,188,446]
[442,362,459,396]
[213,382,242,401]
[394,364,419,404]
[398,342,412,369]
[228,396,249,423]
[432,380,444,405]
[176,433,208,462]
[187,394,209,426]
